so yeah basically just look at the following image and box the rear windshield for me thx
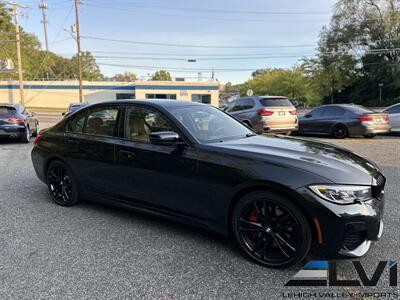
[346,105,373,114]
[0,106,16,115]
[259,98,293,107]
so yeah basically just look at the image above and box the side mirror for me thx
[149,131,180,146]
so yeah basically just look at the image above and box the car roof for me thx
[86,99,205,109]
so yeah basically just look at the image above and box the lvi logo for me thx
[285,260,397,287]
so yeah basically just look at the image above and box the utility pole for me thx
[9,1,26,105]
[39,0,49,51]
[74,0,84,103]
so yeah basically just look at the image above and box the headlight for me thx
[308,185,372,204]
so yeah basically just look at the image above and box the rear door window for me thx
[65,111,86,134]
[260,98,293,107]
[84,107,119,137]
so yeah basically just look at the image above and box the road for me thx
[0,134,399,299]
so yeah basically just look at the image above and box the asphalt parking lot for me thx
[0,121,399,299]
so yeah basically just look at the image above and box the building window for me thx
[116,93,135,100]
[192,94,211,104]
[145,94,177,100]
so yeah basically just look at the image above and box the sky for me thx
[16,0,336,84]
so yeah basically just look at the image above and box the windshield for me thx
[0,106,16,116]
[170,105,254,143]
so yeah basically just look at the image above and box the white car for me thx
[383,103,400,134]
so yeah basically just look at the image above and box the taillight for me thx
[289,109,297,115]
[358,116,373,122]
[34,134,41,144]
[5,117,24,123]
[383,115,389,122]
[257,109,274,116]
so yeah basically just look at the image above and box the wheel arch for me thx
[226,182,316,241]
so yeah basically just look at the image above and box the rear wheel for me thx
[46,160,79,206]
[231,191,311,268]
[332,124,348,139]
[20,126,30,143]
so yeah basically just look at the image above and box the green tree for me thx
[70,51,103,81]
[150,69,172,81]
[112,72,137,82]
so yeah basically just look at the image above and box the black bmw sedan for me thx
[0,103,39,143]
[31,100,385,268]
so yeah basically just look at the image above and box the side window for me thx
[65,111,86,133]
[232,99,246,111]
[309,107,325,117]
[324,107,345,117]
[84,107,119,136]
[125,106,175,143]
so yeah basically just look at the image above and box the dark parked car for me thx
[0,103,39,143]
[62,102,88,118]
[297,104,391,138]
[32,100,385,268]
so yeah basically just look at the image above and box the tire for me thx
[364,133,376,138]
[332,124,348,139]
[20,126,30,143]
[32,122,39,137]
[46,160,80,206]
[231,191,311,269]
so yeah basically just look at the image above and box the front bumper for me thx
[296,184,385,258]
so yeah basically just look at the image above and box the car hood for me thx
[209,135,379,185]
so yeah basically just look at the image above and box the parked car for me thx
[62,102,88,118]
[225,96,298,134]
[0,103,39,143]
[32,100,385,268]
[297,104,391,138]
[383,103,400,134]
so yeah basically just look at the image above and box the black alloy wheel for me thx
[332,124,348,139]
[232,191,311,268]
[46,160,79,206]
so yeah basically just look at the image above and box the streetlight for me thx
[378,83,383,104]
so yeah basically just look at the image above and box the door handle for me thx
[118,150,135,159]
[68,139,80,145]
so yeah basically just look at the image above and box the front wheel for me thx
[231,191,311,268]
[46,160,79,206]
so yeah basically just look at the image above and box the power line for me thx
[87,0,331,15]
